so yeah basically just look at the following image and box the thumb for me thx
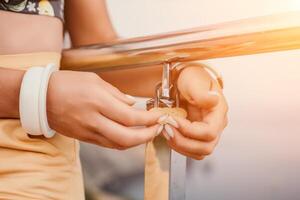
[178,79,219,109]
[176,65,220,109]
[189,90,219,109]
[185,86,219,109]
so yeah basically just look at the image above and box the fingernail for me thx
[164,124,174,138]
[156,125,164,136]
[163,131,170,140]
[158,114,169,125]
[165,116,179,128]
[125,94,136,103]
[208,91,219,97]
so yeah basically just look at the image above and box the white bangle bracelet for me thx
[19,64,58,138]
[19,67,44,135]
[39,64,58,138]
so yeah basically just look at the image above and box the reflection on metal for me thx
[61,11,300,200]
[161,63,171,99]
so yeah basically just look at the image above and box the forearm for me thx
[99,65,163,97]
[65,0,118,47]
[65,1,211,98]
[0,68,24,118]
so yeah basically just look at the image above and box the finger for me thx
[92,114,160,148]
[172,93,227,142]
[168,141,206,160]
[186,103,203,121]
[84,133,121,149]
[98,79,136,105]
[187,87,219,109]
[202,91,228,127]
[177,68,219,109]
[98,92,162,126]
[163,127,218,157]
[223,115,229,129]
[73,124,121,149]
[170,114,217,142]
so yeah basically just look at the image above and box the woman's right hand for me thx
[46,70,161,150]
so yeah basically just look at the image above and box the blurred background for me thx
[79,0,300,199]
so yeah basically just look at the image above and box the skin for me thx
[0,0,228,159]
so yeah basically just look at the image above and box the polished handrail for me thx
[62,11,300,72]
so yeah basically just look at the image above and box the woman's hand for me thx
[47,71,162,150]
[162,65,228,160]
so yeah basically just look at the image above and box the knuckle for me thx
[116,145,129,151]
[184,123,195,137]
[125,113,138,126]
[78,134,91,143]
[204,130,218,141]
[193,155,205,160]
[118,137,135,148]
[86,120,101,133]
[83,134,93,142]
[84,135,100,145]
[172,136,182,148]
[201,145,214,155]
[85,134,103,145]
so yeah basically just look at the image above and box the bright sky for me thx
[107,0,300,37]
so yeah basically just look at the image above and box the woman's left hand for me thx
[162,65,228,160]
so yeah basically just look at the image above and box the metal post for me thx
[161,63,187,200]
[145,62,187,200]
[169,150,187,200]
